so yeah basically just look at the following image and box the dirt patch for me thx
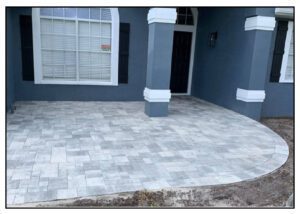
[17,118,293,208]
[68,191,165,207]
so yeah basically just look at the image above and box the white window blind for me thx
[280,21,294,83]
[32,8,119,85]
[285,27,294,81]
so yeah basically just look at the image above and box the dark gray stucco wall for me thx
[261,22,294,117]
[191,8,276,120]
[8,7,149,101]
[6,8,15,111]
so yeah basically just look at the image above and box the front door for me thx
[170,31,192,93]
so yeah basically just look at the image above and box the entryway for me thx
[170,8,198,94]
[170,31,192,93]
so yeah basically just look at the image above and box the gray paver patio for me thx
[6,96,289,205]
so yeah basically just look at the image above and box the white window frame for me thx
[32,8,119,86]
[279,21,294,83]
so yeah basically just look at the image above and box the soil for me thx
[17,118,294,208]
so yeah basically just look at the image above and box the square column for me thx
[144,8,177,117]
[235,14,276,120]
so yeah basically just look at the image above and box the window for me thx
[32,8,119,85]
[279,21,294,83]
[176,8,194,25]
[270,20,294,83]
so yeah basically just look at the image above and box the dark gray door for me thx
[170,31,192,93]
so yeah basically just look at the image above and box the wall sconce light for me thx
[209,32,218,48]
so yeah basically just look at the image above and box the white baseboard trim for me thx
[144,88,171,102]
[236,88,266,102]
[148,8,177,24]
[244,16,276,31]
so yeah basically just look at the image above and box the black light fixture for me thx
[209,32,218,48]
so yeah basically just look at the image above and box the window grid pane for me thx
[40,8,112,22]
[78,18,111,81]
[176,8,194,25]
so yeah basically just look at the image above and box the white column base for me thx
[143,88,171,102]
[236,88,266,102]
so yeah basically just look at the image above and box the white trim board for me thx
[187,8,198,96]
[244,16,276,31]
[236,88,265,102]
[279,21,294,83]
[144,88,171,102]
[147,8,177,24]
[174,25,194,32]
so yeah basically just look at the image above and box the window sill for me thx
[279,80,294,83]
[34,80,118,86]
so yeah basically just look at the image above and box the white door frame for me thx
[172,8,198,95]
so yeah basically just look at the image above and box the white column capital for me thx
[275,8,294,19]
[244,16,276,31]
[144,88,171,102]
[147,8,177,24]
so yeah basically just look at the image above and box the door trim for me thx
[172,8,198,95]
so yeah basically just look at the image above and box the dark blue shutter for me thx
[19,15,34,81]
[270,21,288,82]
[118,23,130,84]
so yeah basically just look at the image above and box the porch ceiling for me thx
[6,96,289,205]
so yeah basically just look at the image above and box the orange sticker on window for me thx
[101,44,111,51]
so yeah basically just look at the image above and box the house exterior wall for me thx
[261,22,294,117]
[191,8,261,119]
[6,8,15,111]
[8,7,149,101]
[191,7,286,120]
[7,7,293,118]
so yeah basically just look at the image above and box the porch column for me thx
[144,8,177,117]
[236,11,276,119]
